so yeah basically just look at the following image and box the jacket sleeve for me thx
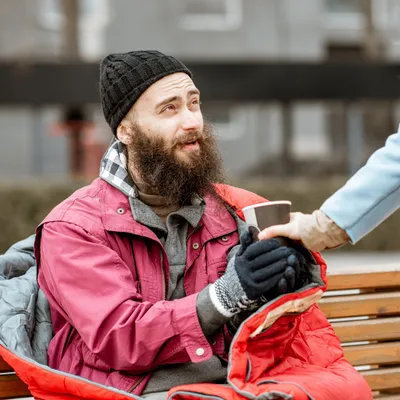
[196,244,240,337]
[321,128,400,243]
[37,222,214,374]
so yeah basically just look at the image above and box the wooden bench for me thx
[0,356,30,399]
[319,262,400,399]
[1,262,400,399]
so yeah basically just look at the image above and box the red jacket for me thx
[34,179,252,394]
[0,181,372,399]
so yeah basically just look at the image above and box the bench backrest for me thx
[320,263,400,399]
[1,262,399,399]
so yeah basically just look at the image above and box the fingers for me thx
[248,225,260,243]
[237,231,253,256]
[242,238,281,260]
[257,266,296,300]
[251,256,298,292]
[258,212,302,241]
[296,252,307,268]
[277,277,288,294]
[258,225,291,241]
[251,258,288,283]
[287,254,300,278]
[284,266,296,290]
[249,247,296,270]
[253,269,287,294]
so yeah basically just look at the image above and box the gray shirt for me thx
[129,194,231,394]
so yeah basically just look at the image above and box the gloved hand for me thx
[248,225,303,298]
[265,249,305,300]
[269,256,300,296]
[209,231,302,317]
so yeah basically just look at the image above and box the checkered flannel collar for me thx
[99,139,137,198]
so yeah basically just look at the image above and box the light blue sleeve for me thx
[321,126,400,243]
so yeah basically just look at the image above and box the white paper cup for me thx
[242,201,291,241]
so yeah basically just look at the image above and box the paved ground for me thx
[320,251,400,269]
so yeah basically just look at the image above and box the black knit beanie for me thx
[99,50,193,135]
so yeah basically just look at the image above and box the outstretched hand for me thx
[258,212,313,244]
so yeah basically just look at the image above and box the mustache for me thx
[171,131,205,147]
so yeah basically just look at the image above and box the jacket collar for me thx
[99,179,237,241]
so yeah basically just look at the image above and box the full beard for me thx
[126,121,226,207]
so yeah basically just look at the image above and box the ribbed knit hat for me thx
[99,50,193,135]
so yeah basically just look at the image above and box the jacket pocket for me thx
[205,260,227,284]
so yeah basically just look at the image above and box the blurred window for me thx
[184,0,226,14]
[324,0,392,45]
[326,0,398,29]
[37,0,109,59]
[203,103,231,124]
[37,0,109,31]
[326,0,361,13]
[370,0,400,31]
[324,0,364,42]
[179,0,242,31]
[38,0,63,31]
[202,102,246,141]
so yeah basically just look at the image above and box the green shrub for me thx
[0,177,398,253]
[0,181,83,253]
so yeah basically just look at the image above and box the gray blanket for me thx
[0,235,52,365]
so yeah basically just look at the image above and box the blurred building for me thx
[1,0,400,179]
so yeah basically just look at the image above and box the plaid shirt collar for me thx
[99,139,138,198]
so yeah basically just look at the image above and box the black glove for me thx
[210,231,302,316]
[265,251,304,299]
[249,227,307,298]
[235,233,301,300]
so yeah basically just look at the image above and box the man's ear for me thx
[116,119,133,145]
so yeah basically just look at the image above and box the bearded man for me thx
[35,51,308,399]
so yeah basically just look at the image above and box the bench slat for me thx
[327,268,400,291]
[343,342,400,366]
[0,374,31,398]
[319,292,400,318]
[0,356,13,373]
[362,368,400,391]
[332,317,400,343]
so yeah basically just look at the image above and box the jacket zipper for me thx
[161,250,167,300]
[128,251,166,394]
[127,374,146,393]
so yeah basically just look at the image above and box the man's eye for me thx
[162,105,175,112]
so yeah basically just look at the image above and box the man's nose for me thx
[180,108,202,131]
